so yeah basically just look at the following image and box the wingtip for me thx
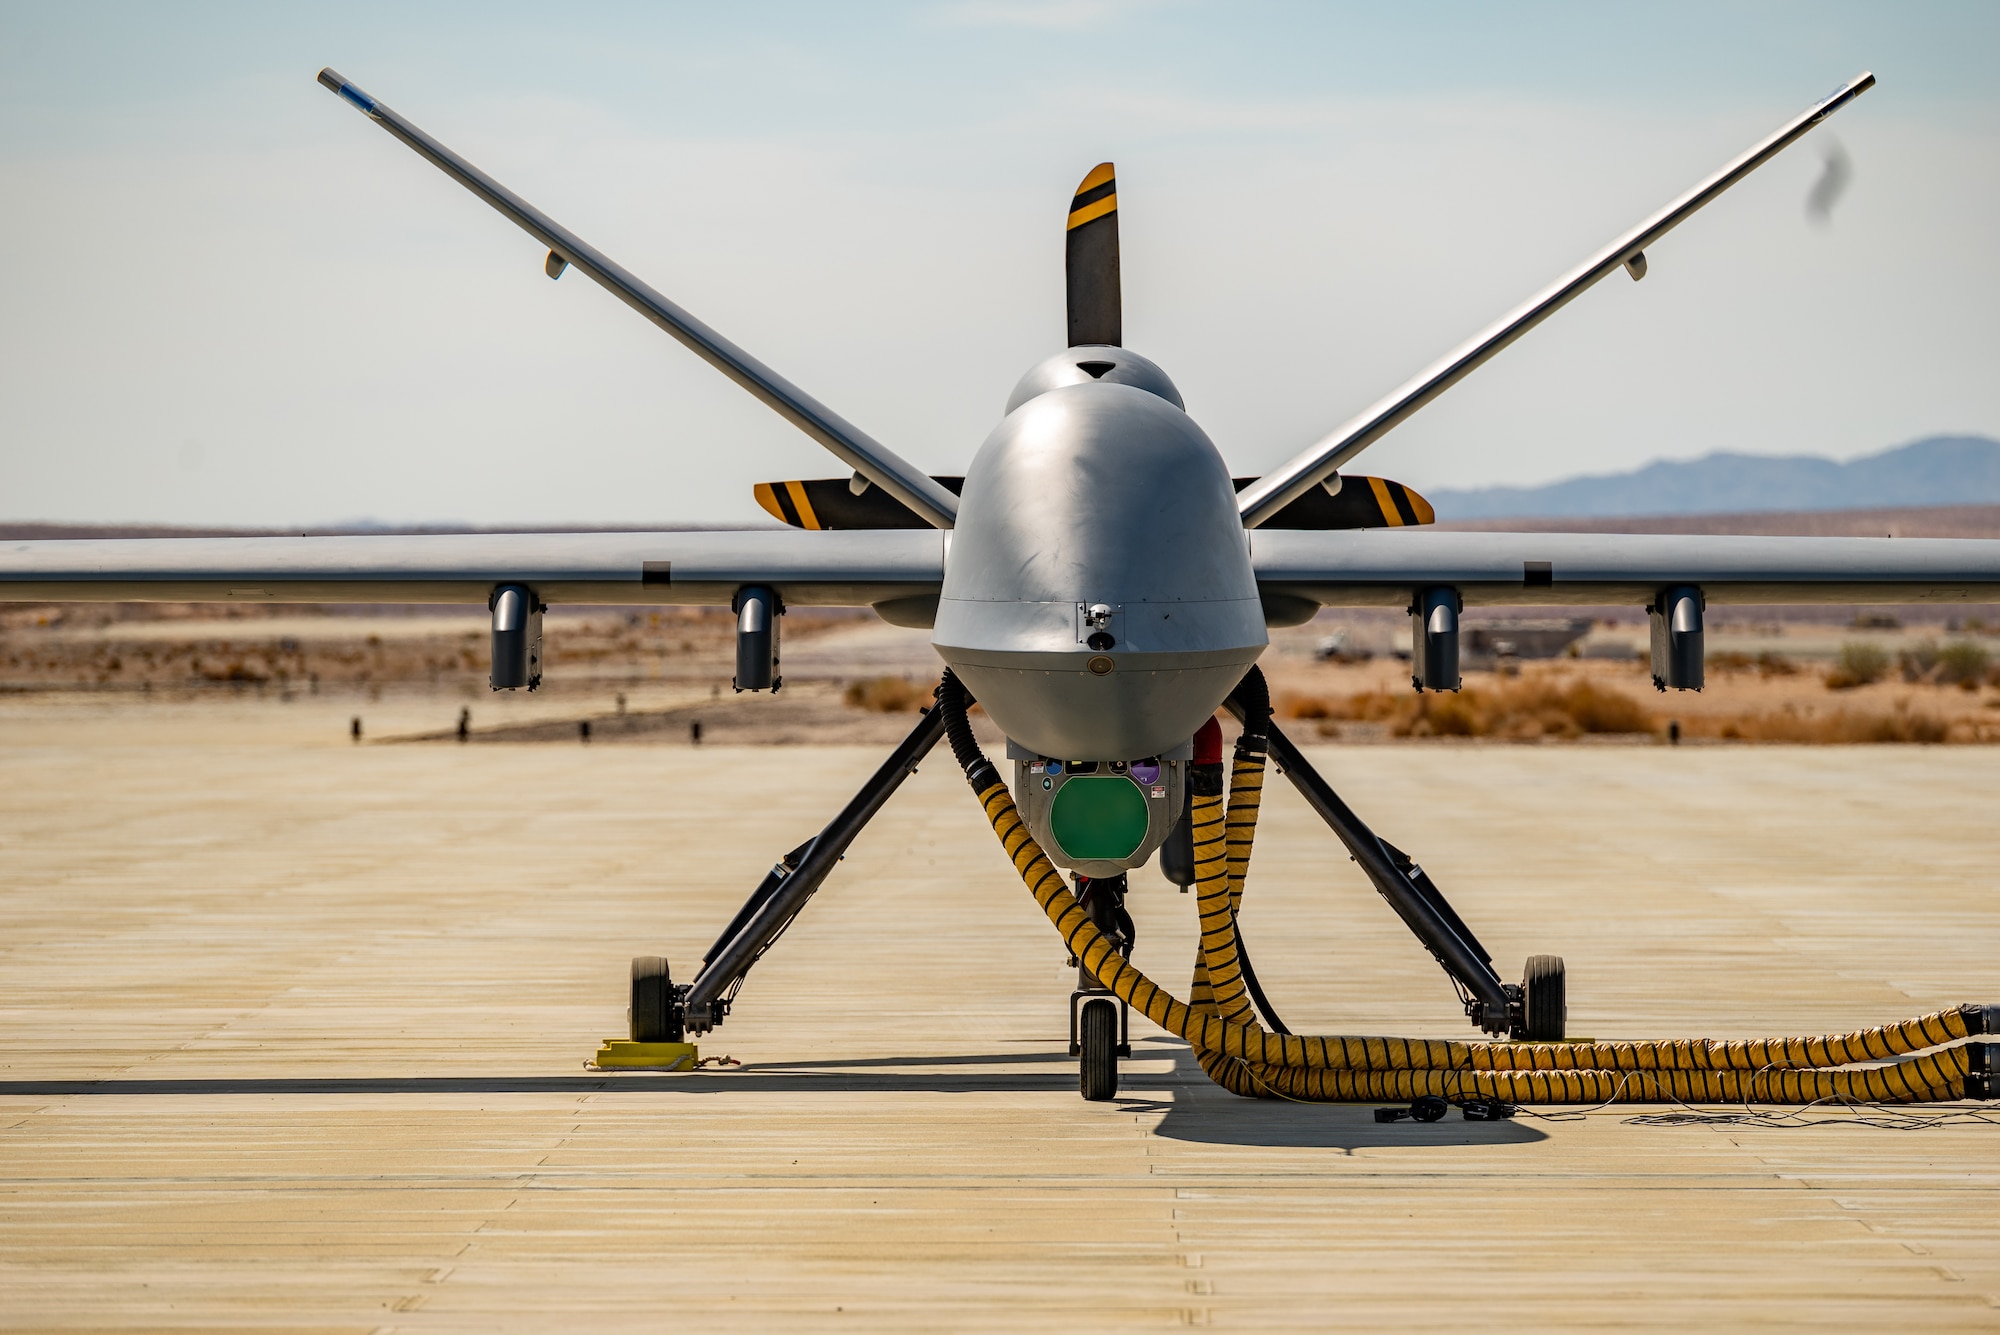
[317,67,377,114]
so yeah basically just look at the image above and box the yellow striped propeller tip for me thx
[753,480,825,530]
[1068,162,1117,230]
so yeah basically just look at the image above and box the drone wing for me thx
[1237,72,1877,529]
[316,70,960,532]
[0,529,943,610]
[1252,528,2000,608]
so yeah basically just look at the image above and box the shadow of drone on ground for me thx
[0,1042,1547,1148]
[1128,1042,1551,1150]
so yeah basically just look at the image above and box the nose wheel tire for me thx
[630,955,681,1042]
[1079,997,1120,1101]
[1520,954,1566,1042]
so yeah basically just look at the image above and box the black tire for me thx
[1079,998,1120,1101]
[630,955,680,1042]
[1521,954,1566,1042]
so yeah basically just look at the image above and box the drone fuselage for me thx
[932,348,1266,760]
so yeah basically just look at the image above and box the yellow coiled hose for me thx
[937,675,1988,1105]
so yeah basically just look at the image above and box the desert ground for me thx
[5,597,1999,748]
[2,611,1998,1330]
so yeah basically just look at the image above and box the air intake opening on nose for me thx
[1077,360,1115,379]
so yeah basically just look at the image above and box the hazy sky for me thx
[2,2,1996,527]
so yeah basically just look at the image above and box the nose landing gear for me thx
[1078,998,1122,1101]
[1069,872,1133,1101]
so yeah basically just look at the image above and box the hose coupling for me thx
[1966,1041,2000,1101]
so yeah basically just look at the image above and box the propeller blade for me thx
[1230,476,1436,530]
[1066,163,1121,347]
[755,477,966,530]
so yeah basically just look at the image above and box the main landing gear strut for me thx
[627,671,1561,1096]
[628,701,947,1044]
[1224,679,1564,1042]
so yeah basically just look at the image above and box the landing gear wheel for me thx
[1520,954,1566,1042]
[630,955,681,1042]
[1079,998,1120,1101]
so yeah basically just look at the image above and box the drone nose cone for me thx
[1004,346,1184,416]
[934,381,1264,759]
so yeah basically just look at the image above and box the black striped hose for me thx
[933,671,1991,1104]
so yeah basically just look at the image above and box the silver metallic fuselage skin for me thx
[932,348,1266,760]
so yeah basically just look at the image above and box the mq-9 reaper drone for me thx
[8,69,1999,1105]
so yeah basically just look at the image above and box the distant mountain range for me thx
[1425,435,2000,520]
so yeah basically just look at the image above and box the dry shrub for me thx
[1400,690,1485,738]
[1876,638,1993,688]
[1754,651,1800,677]
[197,659,270,683]
[1391,678,1652,740]
[1826,641,1890,689]
[1898,639,1942,682]
[1279,689,1399,723]
[1561,680,1655,732]
[1937,640,1992,686]
[1336,690,1407,722]
[843,676,927,712]
[1709,649,1794,678]
[1698,702,1949,744]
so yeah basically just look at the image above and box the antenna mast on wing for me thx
[1237,72,1876,530]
